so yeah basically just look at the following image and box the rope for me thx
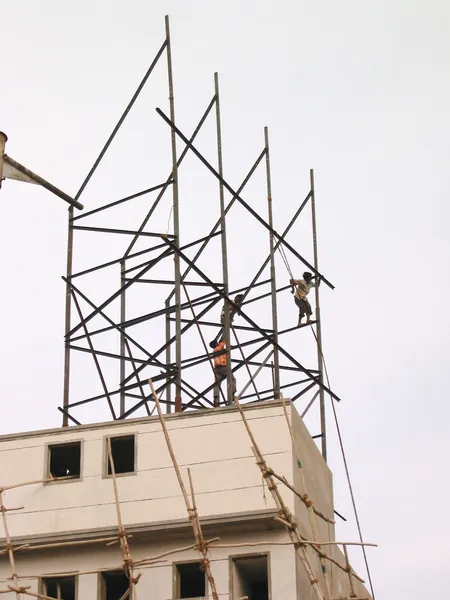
[277,243,294,279]
[310,327,376,599]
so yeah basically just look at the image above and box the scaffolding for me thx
[58,16,337,464]
[0,14,376,599]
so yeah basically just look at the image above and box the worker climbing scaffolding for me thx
[209,338,236,406]
[290,272,319,326]
[220,293,244,325]
[210,294,244,348]
[208,294,243,406]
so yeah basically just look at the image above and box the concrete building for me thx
[0,400,372,599]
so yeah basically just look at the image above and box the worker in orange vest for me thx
[210,339,236,406]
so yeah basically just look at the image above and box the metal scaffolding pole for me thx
[264,126,280,398]
[214,72,232,405]
[165,15,182,413]
[120,259,126,416]
[62,207,74,427]
[310,168,327,461]
[165,298,172,413]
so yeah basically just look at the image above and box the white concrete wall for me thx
[0,530,296,599]
[0,400,373,599]
[0,403,294,539]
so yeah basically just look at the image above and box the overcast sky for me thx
[1,2,450,598]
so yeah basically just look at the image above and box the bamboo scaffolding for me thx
[147,378,219,600]
[230,383,370,600]
[268,469,334,524]
[229,350,329,597]
[280,395,332,598]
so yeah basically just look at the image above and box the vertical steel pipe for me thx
[62,207,74,426]
[264,127,280,398]
[214,73,232,405]
[165,15,182,412]
[120,259,126,416]
[165,298,172,413]
[310,169,327,461]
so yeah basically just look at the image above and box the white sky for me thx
[1,1,450,598]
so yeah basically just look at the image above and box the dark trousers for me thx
[294,297,312,320]
[213,365,236,406]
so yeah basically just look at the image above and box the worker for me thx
[220,293,244,325]
[209,338,236,407]
[290,272,318,326]
[211,294,245,348]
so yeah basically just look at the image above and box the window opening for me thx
[102,570,130,600]
[176,562,206,598]
[232,555,269,600]
[107,435,135,475]
[48,442,81,479]
[43,576,76,600]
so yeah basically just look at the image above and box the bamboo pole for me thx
[147,378,219,600]
[106,437,138,599]
[0,478,63,492]
[208,541,376,549]
[268,468,334,524]
[187,468,219,600]
[0,490,21,599]
[343,544,357,598]
[0,536,119,556]
[134,537,220,566]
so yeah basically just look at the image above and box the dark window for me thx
[43,576,76,600]
[233,555,269,600]
[176,562,206,598]
[48,442,81,479]
[102,570,129,600]
[107,435,135,475]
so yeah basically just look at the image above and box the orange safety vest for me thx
[213,341,227,367]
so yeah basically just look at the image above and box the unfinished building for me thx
[0,16,375,600]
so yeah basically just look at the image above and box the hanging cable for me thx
[310,327,376,599]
